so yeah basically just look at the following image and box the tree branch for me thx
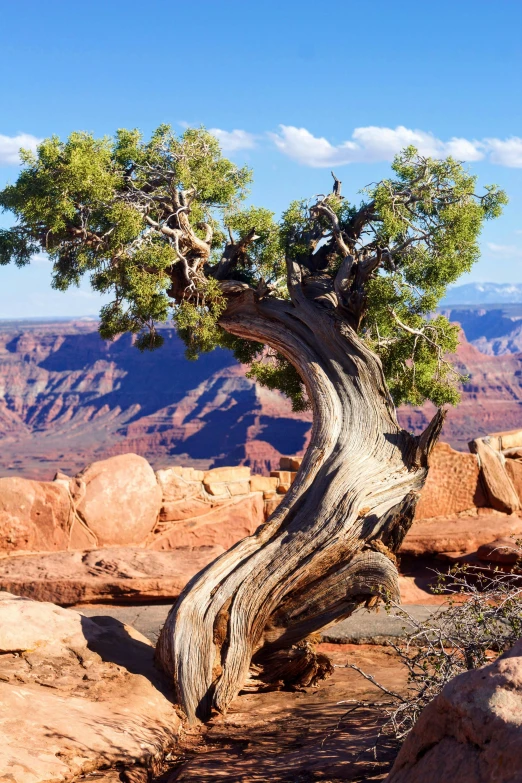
[310,201,351,257]
[333,254,355,302]
[213,227,259,280]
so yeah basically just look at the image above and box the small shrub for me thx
[336,565,522,756]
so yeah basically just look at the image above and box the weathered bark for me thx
[156,274,444,723]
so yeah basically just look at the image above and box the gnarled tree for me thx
[0,126,506,722]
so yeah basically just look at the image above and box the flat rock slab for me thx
[401,512,522,557]
[81,603,441,645]
[82,603,175,644]
[322,605,437,645]
[0,547,440,608]
[0,545,224,605]
[0,592,180,783]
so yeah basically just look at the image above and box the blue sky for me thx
[1,0,521,317]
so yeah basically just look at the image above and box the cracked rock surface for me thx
[0,591,180,783]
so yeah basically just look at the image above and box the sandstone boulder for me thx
[0,477,72,553]
[387,638,522,782]
[270,470,297,488]
[279,456,303,471]
[0,592,180,783]
[250,475,279,492]
[401,512,522,558]
[477,537,522,564]
[156,466,208,522]
[203,466,251,484]
[264,493,283,518]
[414,442,485,520]
[0,545,223,605]
[74,454,162,546]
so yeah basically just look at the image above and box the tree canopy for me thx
[0,125,507,410]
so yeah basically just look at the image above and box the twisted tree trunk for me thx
[156,278,443,723]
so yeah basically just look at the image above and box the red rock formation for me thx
[401,512,522,558]
[0,454,278,556]
[477,537,522,564]
[0,592,181,782]
[0,546,224,604]
[3,320,522,476]
[0,477,72,553]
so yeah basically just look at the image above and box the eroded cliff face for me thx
[2,318,522,479]
[0,320,312,479]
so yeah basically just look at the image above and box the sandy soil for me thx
[156,643,408,783]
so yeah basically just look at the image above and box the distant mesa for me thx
[3,301,522,478]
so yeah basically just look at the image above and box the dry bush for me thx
[334,565,522,757]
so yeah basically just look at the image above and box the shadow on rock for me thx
[81,613,173,697]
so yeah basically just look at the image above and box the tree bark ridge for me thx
[156,286,443,723]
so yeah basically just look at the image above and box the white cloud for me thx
[270,125,485,167]
[485,137,522,168]
[443,137,485,161]
[270,125,522,169]
[30,253,51,266]
[0,133,41,165]
[486,242,522,258]
[209,128,257,152]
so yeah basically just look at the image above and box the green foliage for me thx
[173,278,227,360]
[358,149,507,406]
[0,227,37,266]
[279,149,506,407]
[0,129,507,412]
[225,206,285,287]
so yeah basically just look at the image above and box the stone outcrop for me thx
[402,429,522,559]
[3,425,522,588]
[0,457,283,556]
[3,436,522,564]
[469,435,520,513]
[149,493,266,550]
[0,591,180,783]
[477,537,522,564]
[5,320,522,479]
[387,638,522,782]
[0,321,311,479]
[148,464,276,550]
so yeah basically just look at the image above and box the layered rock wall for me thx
[0,453,288,555]
[3,434,522,561]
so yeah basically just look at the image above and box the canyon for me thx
[2,307,522,478]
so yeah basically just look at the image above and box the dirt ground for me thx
[155,643,407,783]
